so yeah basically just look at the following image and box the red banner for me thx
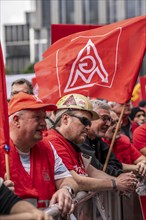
[0,44,9,148]
[35,16,146,104]
[51,24,101,44]
[140,76,146,100]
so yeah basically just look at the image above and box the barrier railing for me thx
[45,191,144,220]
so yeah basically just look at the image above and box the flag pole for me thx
[4,144,10,180]
[103,103,126,172]
[5,154,10,180]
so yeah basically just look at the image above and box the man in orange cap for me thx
[0,92,78,217]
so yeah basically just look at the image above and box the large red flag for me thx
[0,44,10,179]
[0,44,9,147]
[35,16,146,104]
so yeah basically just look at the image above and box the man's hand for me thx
[49,188,74,217]
[31,210,54,220]
[115,172,138,193]
[3,173,15,192]
[135,162,146,178]
[0,211,53,220]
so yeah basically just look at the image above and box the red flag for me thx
[140,76,146,100]
[51,24,101,44]
[0,44,9,148]
[35,16,146,104]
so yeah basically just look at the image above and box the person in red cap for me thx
[0,92,78,217]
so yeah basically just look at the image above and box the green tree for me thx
[23,63,35,73]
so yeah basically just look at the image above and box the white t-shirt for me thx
[17,142,71,179]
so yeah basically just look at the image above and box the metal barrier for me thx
[45,191,143,220]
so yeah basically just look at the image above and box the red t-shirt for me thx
[133,123,146,151]
[46,128,87,176]
[105,135,141,164]
[131,121,139,134]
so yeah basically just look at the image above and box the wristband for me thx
[111,179,118,191]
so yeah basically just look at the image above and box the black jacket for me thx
[0,178,21,214]
[78,137,123,177]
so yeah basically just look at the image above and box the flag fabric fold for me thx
[140,76,146,100]
[0,44,9,149]
[51,24,101,44]
[35,15,146,104]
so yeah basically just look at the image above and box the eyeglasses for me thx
[98,115,111,123]
[69,114,91,127]
[110,119,119,126]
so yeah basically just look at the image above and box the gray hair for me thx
[107,101,118,108]
[9,110,26,122]
[11,78,34,96]
[91,99,110,112]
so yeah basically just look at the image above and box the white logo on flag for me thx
[56,27,122,95]
[64,39,108,93]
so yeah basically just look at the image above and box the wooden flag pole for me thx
[5,154,10,180]
[103,103,126,172]
[4,144,10,180]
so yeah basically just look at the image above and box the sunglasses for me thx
[69,114,91,127]
[99,115,111,123]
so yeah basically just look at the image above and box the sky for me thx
[0,0,34,53]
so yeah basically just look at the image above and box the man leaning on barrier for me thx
[46,93,138,194]
[78,99,123,177]
[104,110,146,177]
[0,92,78,217]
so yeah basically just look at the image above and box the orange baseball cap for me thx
[8,92,57,116]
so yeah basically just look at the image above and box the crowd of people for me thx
[0,78,146,219]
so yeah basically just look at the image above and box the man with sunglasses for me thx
[46,93,138,195]
[78,99,123,177]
